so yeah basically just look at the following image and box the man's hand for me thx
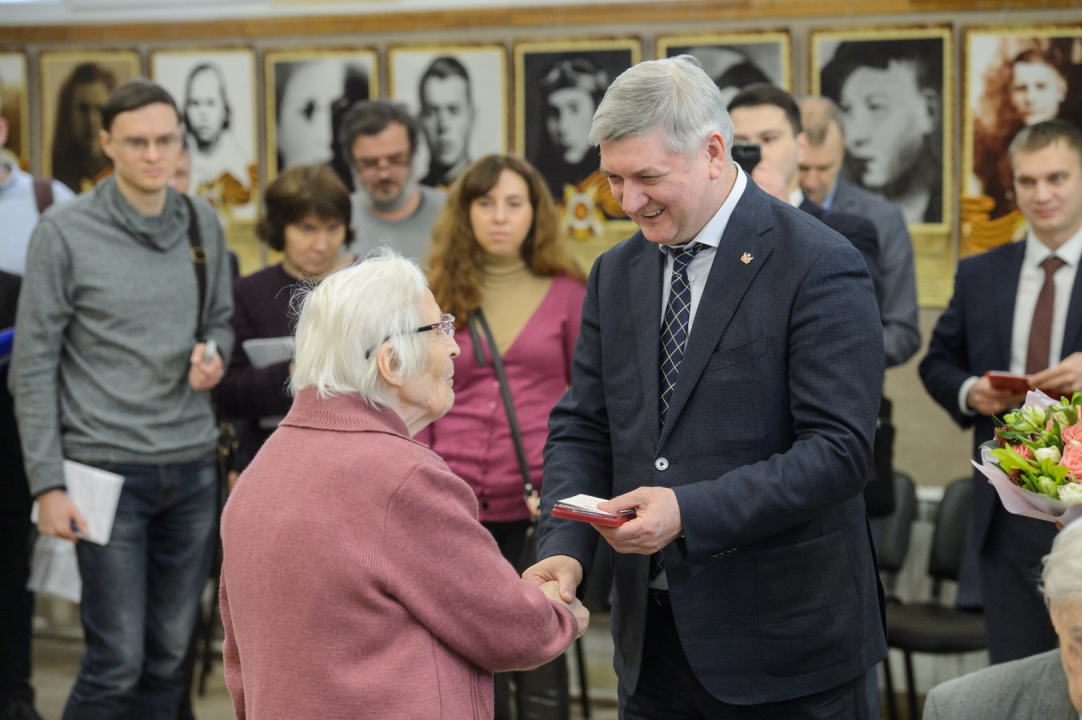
[750,162,789,203]
[1030,353,1082,400]
[189,343,224,391]
[539,581,590,638]
[522,555,583,604]
[36,489,87,541]
[967,375,1026,416]
[595,487,683,555]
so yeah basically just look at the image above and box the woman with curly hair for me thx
[420,153,585,720]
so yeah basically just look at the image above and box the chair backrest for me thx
[876,472,918,575]
[928,478,973,583]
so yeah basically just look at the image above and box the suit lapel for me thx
[628,234,664,449]
[993,242,1026,369]
[1062,256,1082,356]
[658,185,773,448]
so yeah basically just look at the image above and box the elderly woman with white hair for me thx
[218,251,587,720]
[922,520,1082,719]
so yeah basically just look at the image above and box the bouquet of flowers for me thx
[973,389,1082,524]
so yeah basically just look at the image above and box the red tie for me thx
[1026,255,1068,375]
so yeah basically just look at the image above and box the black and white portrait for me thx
[266,50,377,191]
[0,53,28,165]
[965,28,1082,221]
[515,40,640,207]
[152,49,257,208]
[813,28,952,228]
[659,32,791,107]
[390,45,506,189]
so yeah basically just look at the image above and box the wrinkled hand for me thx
[967,375,1026,416]
[540,581,590,638]
[189,343,224,391]
[35,489,87,541]
[750,162,790,203]
[523,555,582,604]
[595,487,683,555]
[1030,353,1082,400]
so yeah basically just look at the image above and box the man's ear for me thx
[376,342,404,388]
[100,128,117,163]
[706,131,727,179]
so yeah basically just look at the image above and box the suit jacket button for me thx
[655,457,669,471]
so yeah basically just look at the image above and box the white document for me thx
[27,535,81,603]
[242,336,295,369]
[31,461,125,545]
[557,494,616,513]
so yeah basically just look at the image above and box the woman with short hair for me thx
[219,251,587,719]
[213,164,355,470]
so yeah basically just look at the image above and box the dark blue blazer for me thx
[920,242,1067,580]
[800,198,884,309]
[539,181,887,703]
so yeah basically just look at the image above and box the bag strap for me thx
[181,195,207,341]
[467,308,536,505]
[33,177,54,215]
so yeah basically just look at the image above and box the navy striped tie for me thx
[659,243,703,428]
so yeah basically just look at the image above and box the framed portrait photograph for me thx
[657,31,791,105]
[39,50,141,193]
[151,48,257,211]
[0,53,29,167]
[514,38,641,262]
[265,48,378,191]
[811,27,953,232]
[963,26,1082,250]
[389,44,506,189]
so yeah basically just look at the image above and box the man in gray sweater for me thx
[10,79,233,720]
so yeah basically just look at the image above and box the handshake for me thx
[526,555,590,639]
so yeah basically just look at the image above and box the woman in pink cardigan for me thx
[218,251,587,720]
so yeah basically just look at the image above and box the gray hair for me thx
[588,55,734,160]
[1042,518,1082,605]
[800,96,845,146]
[290,249,429,407]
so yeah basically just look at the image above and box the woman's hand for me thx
[539,581,590,638]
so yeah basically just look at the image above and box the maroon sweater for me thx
[220,388,577,719]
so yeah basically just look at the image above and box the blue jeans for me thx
[62,453,217,720]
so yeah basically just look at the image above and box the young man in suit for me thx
[920,119,1082,664]
[799,96,921,370]
[525,55,886,719]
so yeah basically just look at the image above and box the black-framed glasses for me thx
[364,314,456,359]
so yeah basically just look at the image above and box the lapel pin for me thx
[741,252,752,264]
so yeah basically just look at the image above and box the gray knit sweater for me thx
[11,177,234,496]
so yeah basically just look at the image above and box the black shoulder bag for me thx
[467,308,540,575]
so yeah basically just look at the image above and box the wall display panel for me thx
[514,38,640,270]
[152,48,258,214]
[0,53,29,167]
[962,26,1082,256]
[265,48,378,192]
[656,31,791,104]
[40,50,141,194]
[389,44,506,190]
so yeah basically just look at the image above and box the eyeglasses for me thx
[364,314,456,359]
[355,153,411,173]
[113,134,182,153]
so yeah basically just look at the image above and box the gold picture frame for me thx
[39,50,141,192]
[264,47,379,187]
[389,43,507,189]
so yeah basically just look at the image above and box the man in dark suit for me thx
[525,55,886,718]
[920,119,1082,664]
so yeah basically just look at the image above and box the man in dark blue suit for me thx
[525,55,886,718]
[920,120,1082,664]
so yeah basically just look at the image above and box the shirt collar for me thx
[658,165,748,254]
[821,177,840,210]
[1025,224,1082,269]
[788,187,804,208]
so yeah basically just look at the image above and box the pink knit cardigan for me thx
[219,388,578,719]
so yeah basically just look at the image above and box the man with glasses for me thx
[339,100,446,263]
[11,78,233,719]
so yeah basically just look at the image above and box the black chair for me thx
[882,478,987,720]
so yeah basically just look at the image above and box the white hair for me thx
[290,249,429,407]
[1042,518,1082,605]
[588,55,734,160]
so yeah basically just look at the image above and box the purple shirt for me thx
[419,275,586,522]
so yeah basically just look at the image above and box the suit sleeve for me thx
[879,210,921,368]
[539,258,613,578]
[919,262,978,430]
[673,241,884,557]
[847,216,885,310]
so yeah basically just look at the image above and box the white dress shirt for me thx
[958,226,1082,414]
[658,167,748,332]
